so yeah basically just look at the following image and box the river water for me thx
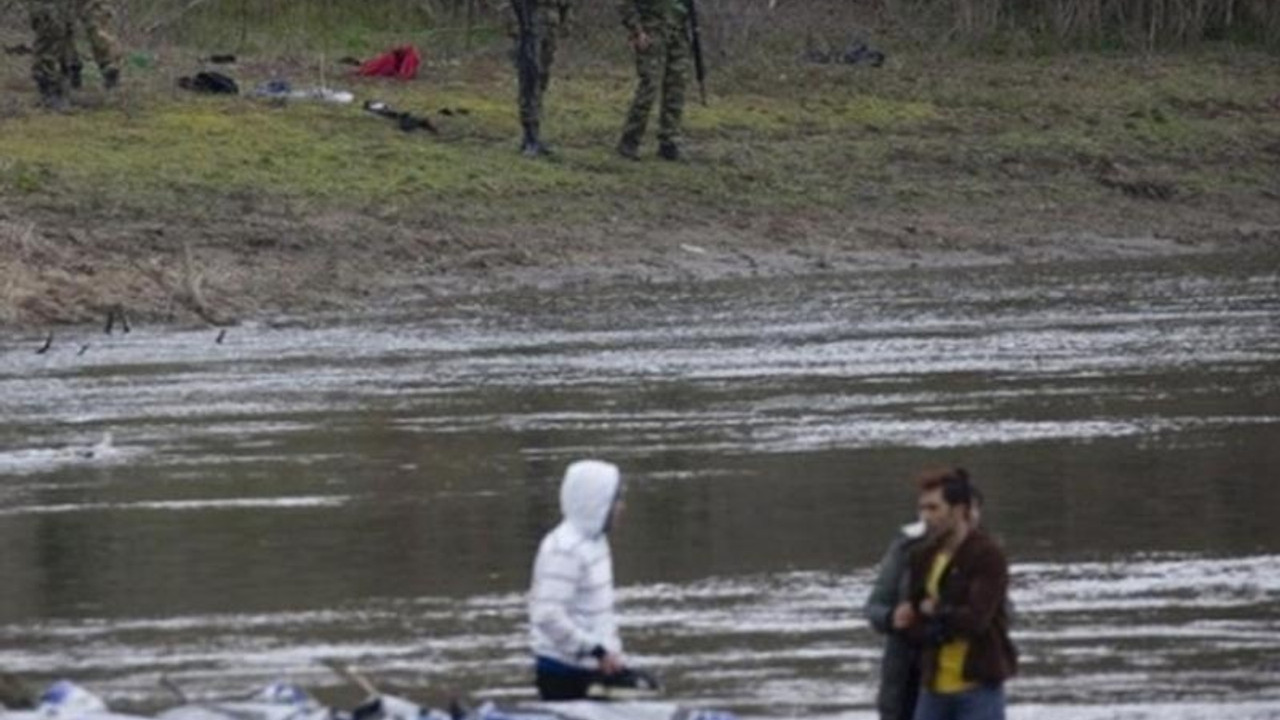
[1,253,1278,719]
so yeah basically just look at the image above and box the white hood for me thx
[560,459,621,537]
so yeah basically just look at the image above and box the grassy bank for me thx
[2,48,1276,221]
[1,23,1279,324]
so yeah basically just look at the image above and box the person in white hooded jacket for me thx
[529,459,631,700]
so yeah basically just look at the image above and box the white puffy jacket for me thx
[529,459,624,669]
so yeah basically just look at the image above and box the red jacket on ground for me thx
[357,46,420,80]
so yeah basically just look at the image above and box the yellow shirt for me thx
[926,552,976,694]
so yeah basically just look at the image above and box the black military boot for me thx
[63,61,83,90]
[616,134,641,161]
[102,66,120,90]
[36,78,70,112]
[657,140,682,162]
[520,122,550,158]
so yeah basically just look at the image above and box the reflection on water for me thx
[1,252,1278,718]
[3,556,1277,714]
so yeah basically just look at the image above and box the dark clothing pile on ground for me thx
[803,39,886,67]
[177,70,238,94]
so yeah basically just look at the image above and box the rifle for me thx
[363,100,438,134]
[513,0,540,119]
[685,0,707,105]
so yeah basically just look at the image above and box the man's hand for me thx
[919,598,938,617]
[891,601,915,629]
[629,29,652,51]
[599,652,625,675]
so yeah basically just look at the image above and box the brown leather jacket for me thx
[906,528,1018,688]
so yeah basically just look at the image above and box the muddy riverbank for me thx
[2,49,1278,328]
[2,198,1275,329]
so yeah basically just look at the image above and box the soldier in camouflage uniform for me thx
[59,0,123,91]
[26,0,71,110]
[25,0,120,110]
[617,0,691,161]
[509,0,571,157]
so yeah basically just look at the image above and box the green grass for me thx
[0,46,1277,230]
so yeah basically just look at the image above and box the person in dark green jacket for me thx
[864,517,928,720]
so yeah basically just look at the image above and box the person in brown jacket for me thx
[893,467,1016,720]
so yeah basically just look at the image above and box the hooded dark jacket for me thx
[906,528,1018,689]
[863,522,926,720]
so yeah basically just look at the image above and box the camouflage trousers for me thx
[620,20,690,146]
[514,11,560,127]
[27,0,66,91]
[26,0,121,90]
